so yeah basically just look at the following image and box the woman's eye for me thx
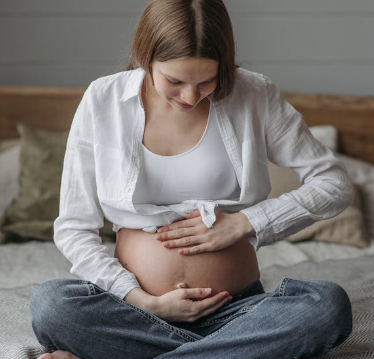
[201,79,216,86]
[167,79,181,86]
[165,78,216,86]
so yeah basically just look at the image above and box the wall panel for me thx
[0,1,373,94]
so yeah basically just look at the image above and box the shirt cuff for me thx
[240,205,273,250]
[109,273,140,299]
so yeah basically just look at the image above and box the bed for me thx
[0,86,373,359]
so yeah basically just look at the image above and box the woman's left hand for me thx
[155,210,255,255]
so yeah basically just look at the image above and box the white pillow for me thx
[336,153,374,239]
[309,125,338,152]
[0,145,20,219]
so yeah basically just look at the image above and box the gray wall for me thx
[1,0,373,95]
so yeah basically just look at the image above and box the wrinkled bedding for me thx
[0,242,373,359]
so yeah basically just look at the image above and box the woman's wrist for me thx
[233,212,255,238]
[124,287,158,313]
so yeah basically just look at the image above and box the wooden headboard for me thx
[1,86,373,165]
[0,86,85,138]
[284,92,374,166]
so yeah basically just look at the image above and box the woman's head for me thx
[126,0,236,100]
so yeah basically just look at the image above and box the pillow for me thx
[0,125,115,243]
[0,138,21,155]
[336,153,374,240]
[267,162,369,248]
[0,141,20,220]
[309,125,338,152]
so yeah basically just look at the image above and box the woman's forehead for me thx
[154,57,219,81]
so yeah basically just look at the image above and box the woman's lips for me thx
[176,101,194,109]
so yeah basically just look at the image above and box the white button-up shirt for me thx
[54,68,354,299]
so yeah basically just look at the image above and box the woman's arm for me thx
[240,77,354,249]
[54,84,140,299]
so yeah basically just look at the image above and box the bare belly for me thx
[115,228,260,296]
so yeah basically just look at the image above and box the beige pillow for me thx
[0,138,20,155]
[337,153,374,240]
[268,162,369,248]
[0,125,115,243]
[0,141,20,220]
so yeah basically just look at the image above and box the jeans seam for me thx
[279,277,291,297]
[82,280,96,296]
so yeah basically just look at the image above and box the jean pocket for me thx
[83,281,106,296]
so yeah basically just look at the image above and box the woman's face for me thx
[149,57,219,112]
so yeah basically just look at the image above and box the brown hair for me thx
[125,0,236,101]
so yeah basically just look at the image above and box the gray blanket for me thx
[0,254,373,359]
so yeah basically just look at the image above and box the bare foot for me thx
[38,350,81,359]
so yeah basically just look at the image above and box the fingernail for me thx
[204,288,212,293]
[163,241,169,247]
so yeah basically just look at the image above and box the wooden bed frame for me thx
[0,86,373,165]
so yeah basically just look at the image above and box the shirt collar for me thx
[119,68,146,103]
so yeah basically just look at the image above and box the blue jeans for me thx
[29,278,352,359]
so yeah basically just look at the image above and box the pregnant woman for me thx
[30,1,353,358]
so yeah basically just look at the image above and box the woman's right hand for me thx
[125,284,232,322]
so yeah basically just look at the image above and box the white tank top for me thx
[133,109,239,206]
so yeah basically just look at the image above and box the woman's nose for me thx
[181,86,200,105]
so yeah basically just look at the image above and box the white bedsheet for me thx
[257,239,374,270]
